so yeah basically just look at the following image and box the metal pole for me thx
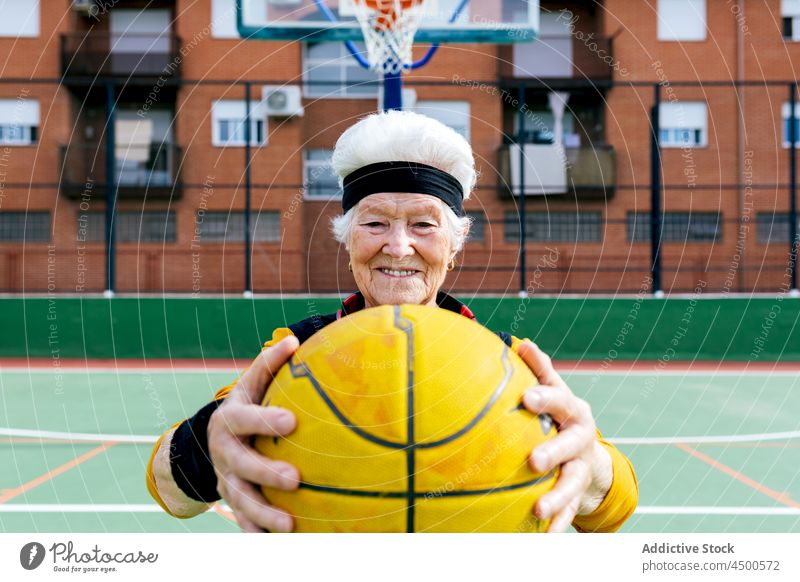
[518,83,527,295]
[650,83,663,296]
[244,81,253,296]
[104,81,117,297]
[382,71,403,111]
[790,82,798,292]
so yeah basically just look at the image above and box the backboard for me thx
[235,0,539,43]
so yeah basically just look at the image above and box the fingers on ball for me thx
[546,497,581,533]
[536,459,589,518]
[234,337,299,400]
[217,404,296,437]
[227,443,299,490]
[524,387,593,428]
[531,422,595,473]
[236,514,266,533]
[221,474,294,533]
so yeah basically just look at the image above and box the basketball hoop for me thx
[347,0,430,74]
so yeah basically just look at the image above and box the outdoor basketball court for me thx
[1,362,798,533]
[2,0,799,541]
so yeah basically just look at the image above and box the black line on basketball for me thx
[297,483,406,498]
[423,471,555,496]
[288,358,407,449]
[297,470,557,499]
[417,345,513,449]
[393,306,416,533]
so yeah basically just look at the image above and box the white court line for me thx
[636,507,800,516]
[0,504,233,513]
[0,428,157,444]
[0,505,796,516]
[608,431,800,445]
[2,427,800,446]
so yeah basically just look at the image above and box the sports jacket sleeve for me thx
[145,328,294,517]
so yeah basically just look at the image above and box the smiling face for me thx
[348,193,457,308]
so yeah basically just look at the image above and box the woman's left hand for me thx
[516,340,613,533]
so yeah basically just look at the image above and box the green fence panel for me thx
[2,297,798,361]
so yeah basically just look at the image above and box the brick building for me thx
[0,0,797,294]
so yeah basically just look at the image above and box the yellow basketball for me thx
[255,304,558,532]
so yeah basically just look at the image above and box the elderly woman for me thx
[147,111,637,533]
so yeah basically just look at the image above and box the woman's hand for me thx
[207,336,301,533]
[516,340,613,533]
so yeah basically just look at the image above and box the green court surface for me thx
[1,366,799,533]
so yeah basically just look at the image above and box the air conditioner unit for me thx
[72,0,97,16]
[262,85,304,117]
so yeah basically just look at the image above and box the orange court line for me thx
[212,503,237,523]
[675,443,800,509]
[0,442,116,505]
[696,442,800,449]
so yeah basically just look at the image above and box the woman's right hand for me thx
[207,336,301,532]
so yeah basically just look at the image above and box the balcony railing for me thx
[60,142,183,200]
[499,144,616,199]
[61,33,182,78]
[508,34,615,80]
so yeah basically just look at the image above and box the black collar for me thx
[337,291,476,321]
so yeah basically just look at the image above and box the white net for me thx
[349,0,429,74]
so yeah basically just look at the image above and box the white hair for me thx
[329,110,477,251]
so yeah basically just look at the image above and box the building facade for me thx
[0,0,797,294]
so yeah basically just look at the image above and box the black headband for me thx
[341,161,465,217]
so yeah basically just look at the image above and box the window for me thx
[0,212,49,242]
[415,101,471,141]
[657,0,706,41]
[118,211,176,242]
[110,9,171,54]
[784,0,800,40]
[757,213,800,243]
[212,100,266,147]
[782,103,800,146]
[659,102,707,147]
[304,150,340,199]
[114,109,174,186]
[212,0,266,39]
[514,109,577,145]
[466,211,486,243]
[196,212,281,242]
[76,211,105,242]
[517,11,574,78]
[0,0,38,37]
[626,212,651,243]
[79,212,176,243]
[0,99,39,145]
[504,212,602,243]
[627,212,722,242]
[303,42,379,98]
